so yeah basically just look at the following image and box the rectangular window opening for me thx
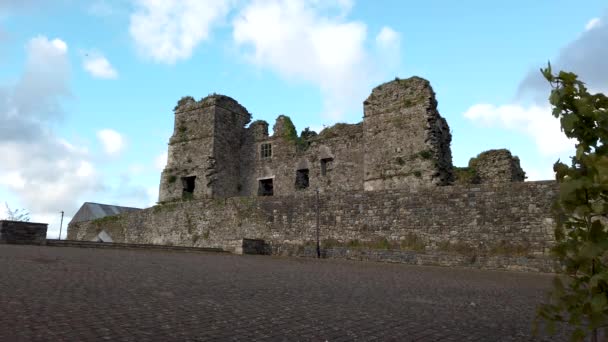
[258,178,274,196]
[182,176,196,195]
[321,158,334,176]
[260,143,272,159]
[295,169,310,190]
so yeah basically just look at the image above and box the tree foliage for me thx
[3,202,30,222]
[534,63,608,341]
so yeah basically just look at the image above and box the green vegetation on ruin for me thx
[321,234,426,252]
[174,96,195,110]
[91,214,123,226]
[453,167,479,185]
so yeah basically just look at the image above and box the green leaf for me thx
[589,273,603,288]
[591,293,607,313]
[570,328,586,342]
[536,67,608,339]
[589,220,604,241]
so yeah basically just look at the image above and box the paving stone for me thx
[0,244,575,341]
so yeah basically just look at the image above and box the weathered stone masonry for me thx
[69,76,556,271]
[158,77,460,202]
[1,220,48,245]
[69,181,559,272]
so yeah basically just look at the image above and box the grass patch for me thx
[91,214,122,226]
[453,167,479,184]
[400,233,426,252]
[488,240,532,257]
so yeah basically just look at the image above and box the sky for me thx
[0,0,606,239]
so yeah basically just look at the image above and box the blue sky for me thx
[1,0,606,238]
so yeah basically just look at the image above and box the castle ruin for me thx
[69,76,558,273]
[159,77,524,203]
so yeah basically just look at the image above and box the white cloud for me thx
[233,0,400,120]
[375,26,401,70]
[463,103,576,157]
[127,0,402,119]
[129,0,233,63]
[376,26,399,50]
[83,53,118,79]
[97,129,125,156]
[585,17,601,31]
[523,165,556,182]
[0,36,103,222]
[0,171,26,190]
[154,151,168,171]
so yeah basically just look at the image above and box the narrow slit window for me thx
[182,176,196,195]
[321,158,334,176]
[260,143,272,159]
[295,169,309,190]
[258,178,274,196]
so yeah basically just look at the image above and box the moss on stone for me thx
[488,240,532,257]
[91,214,123,226]
[151,202,179,214]
[369,237,392,250]
[418,150,433,160]
[174,96,195,110]
[277,115,298,142]
[453,167,479,185]
[319,123,351,139]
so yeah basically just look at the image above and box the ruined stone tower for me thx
[362,77,453,190]
[158,95,251,202]
[157,76,529,203]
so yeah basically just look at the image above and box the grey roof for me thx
[69,202,142,224]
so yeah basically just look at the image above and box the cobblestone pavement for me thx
[0,245,573,341]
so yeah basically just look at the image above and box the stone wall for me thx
[69,181,560,272]
[239,120,365,197]
[159,95,251,202]
[469,149,526,183]
[362,77,454,191]
[0,220,48,245]
[159,76,464,202]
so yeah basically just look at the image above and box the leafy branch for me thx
[534,63,608,342]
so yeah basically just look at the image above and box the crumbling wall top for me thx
[469,149,526,183]
[249,120,269,140]
[174,93,251,123]
[272,115,297,140]
[363,76,437,117]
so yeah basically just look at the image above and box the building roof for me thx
[69,202,142,224]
